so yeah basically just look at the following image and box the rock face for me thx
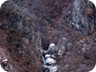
[0,0,96,72]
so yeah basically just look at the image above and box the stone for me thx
[0,0,96,72]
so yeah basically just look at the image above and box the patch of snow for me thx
[62,37,67,40]
[52,55,56,58]
[49,43,55,48]
[45,54,51,58]
[47,43,56,52]
[49,65,59,72]
[46,58,56,64]
[72,22,80,29]
[2,59,8,62]
[43,65,59,72]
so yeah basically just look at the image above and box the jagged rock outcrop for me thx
[0,0,96,72]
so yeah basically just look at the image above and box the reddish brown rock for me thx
[0,0,96,72]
